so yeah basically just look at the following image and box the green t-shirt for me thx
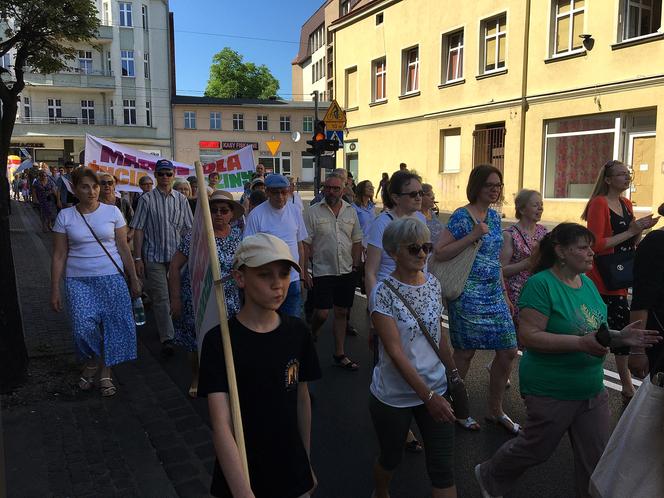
[518,269,608,400]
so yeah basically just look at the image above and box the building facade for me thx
[328,0,664,221]
[172,96,326,183]
[10,0,174,166]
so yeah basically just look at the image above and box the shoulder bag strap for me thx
[76,206,126,280]
[511,225,531,251]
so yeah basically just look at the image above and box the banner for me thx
[200,145,256,192]
[84,134,193,193]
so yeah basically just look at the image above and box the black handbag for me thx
[595,250,634,291]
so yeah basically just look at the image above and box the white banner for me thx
[84,134,193,193]
[200,145,256,192]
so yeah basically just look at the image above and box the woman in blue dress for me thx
[433,165,519,435]
[169,190,243,397]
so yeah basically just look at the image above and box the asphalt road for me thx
[141,289,631,498]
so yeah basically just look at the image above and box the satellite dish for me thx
[291,131,301,143]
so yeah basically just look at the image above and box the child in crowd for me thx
[198,233,321,498]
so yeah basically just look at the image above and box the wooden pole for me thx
[194,161,249,479]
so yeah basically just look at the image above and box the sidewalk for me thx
[1,202,215,498]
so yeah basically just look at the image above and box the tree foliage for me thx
[204,47,280,99]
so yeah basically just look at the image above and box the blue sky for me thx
[170,0,317,99]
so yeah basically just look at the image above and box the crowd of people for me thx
[15,154,660,498]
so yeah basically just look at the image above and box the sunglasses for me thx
[210,207,231,215]
[99,180,114,186]
[156,171,173,177]
[406,242,433,256]
[396,190,424,198]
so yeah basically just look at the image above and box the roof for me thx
[330,0,383,27]
[292,1,329,65]
[172,95,327,109]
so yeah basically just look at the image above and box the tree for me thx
[204,47,280,99]
[0,0,99,390]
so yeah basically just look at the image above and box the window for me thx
[303,116,313,133]
[78,50,93,74]
[119,2,133,27]
[309,24,325,54]
[376,13,384,25]
[281,152,291,175]
[552,1,585,55]
[81,100,95,125]
[257,114,268,131]
[146,100,151,127]
[440,129,461,173]
[107,51,112,74]
[123,99,136,125]
[141,4,148,30]
[47,98,62,122]
[372,58,387,102]
[402,46,419,94]
[121,50,135,77]
[143,52,150,78]
[280,116,291,132]
[473,123,506,170]
[443,30,464,83]
[102,2,110,25]
[0,52,10,69]
[340,1,350,16]
[110,102,114,123]
[233,113,244,131]
[345,67,358,108]
[544,115,619,199]
[184,111,196,129]
[481,14,507,73]
[621,0,662,41]
[210,112,222,130]
[23,96,31,118]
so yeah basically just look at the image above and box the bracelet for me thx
[426,390,434,402]
[134,258,142,261]
[629,352,646,356]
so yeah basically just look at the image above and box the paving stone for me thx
[157,446,191,465]
[193,442,216,460]
[175,415,202,432]
[175,478,210,498]
[164,462,200,482]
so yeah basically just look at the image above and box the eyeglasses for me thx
[396,190,424,198]
[406,243,433,256]
[99,180,114,186]
[210,207,231,215]
[323,185,342,192]
[156,171,173,177]
[483,182,504,190]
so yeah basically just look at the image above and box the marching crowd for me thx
[9,155,662,497]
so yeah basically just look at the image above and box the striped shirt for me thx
[130,187,193,263]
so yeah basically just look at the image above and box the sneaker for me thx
[161,340,175,358]
[475,464,501,498]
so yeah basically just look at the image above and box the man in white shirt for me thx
[244,174,307,317]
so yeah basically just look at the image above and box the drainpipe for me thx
[517,0,532,191]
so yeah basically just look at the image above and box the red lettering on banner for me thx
[226,155,241,171]
[215,159,227,173]
[203,162,215,174]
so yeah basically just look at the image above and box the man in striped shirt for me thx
[131,159,193,356]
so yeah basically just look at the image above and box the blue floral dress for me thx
[173,227,242,352]
[446,208,516,350]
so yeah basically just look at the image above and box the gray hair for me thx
[514,189,540,219]
[383,217,430,255]
[332,168,348,180]
[325,173,345,183]
[173,178,190,190]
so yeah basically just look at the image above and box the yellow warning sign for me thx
[323,100,347,131]
[265,140,281,157]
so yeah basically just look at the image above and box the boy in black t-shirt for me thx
[198,233,321,498]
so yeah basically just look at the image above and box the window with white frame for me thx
[543,114,619,199]
[141,4,148,30]
[121,50,135,76]
[552,1,585,55]
[184,111,196,129]
[119,2,133,27]
[345,67,358,108]
[303,116,313,133]
[81,100,95,124]
[257,114,268,131]
[281,152,291,175]
[143,52,150,78]
[233,113,244,131]
[340,1,351,16]
[210,112,221,130]
[402,46,419,94]
[109,102,114,123]
[481,14,507,73]
[107,51,112,74]
[439,128,461,173]
[280,116,291,132]
[372,57,387,102]
[146,100,151,127]
[443,30,464,83]
[621,0,662,41]
[23,96,31,118]
[78,50,93,74]
[308,24,325,54]
[123,99,137,125]
[48,98,62,121]
[102,1,110,25]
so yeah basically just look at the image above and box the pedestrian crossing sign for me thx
[325,130,344,148]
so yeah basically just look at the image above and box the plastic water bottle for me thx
[132,297,146,326]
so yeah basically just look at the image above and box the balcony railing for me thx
[16,116,116,126]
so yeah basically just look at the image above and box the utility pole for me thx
[311,90,321,194]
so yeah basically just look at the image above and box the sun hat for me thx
[232,233,301,273]
[264,174,290,189]
[209,190,244,220]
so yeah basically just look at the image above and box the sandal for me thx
[485,363,511,388]
[99,377,117,397]
[333,354,359,371]
[188,384,198,398]
[485,414,522,436]
[404,439,423,453]
[456,416,481,431]
[78,365,97,391]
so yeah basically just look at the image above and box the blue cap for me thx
[155,159,174,172]
[264,174,289,189]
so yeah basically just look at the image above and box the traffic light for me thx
[306,120,339,155]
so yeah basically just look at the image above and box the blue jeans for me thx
[279,281,302,318]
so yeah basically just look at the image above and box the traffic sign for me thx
[325,130,344,149]
[265,140,281,156]
[323,100,347,131]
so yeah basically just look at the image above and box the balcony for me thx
[16,116,115,126]
[13,116,161,141]
[96,24,114,43]
[24,69,115,91]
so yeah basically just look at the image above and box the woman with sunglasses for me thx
[98,172,134,225]
[168,190,243,398]
[581,160,658,402]
[370,217,457,498]
[433,164,518,434]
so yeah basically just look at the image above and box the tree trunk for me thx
[0,93,28,391]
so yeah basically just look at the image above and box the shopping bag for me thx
[589,374,664,497]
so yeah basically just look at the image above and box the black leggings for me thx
[369,394,455,489]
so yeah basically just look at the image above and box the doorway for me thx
[627,133,655,209]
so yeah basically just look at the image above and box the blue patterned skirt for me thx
[65,274,137,366]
